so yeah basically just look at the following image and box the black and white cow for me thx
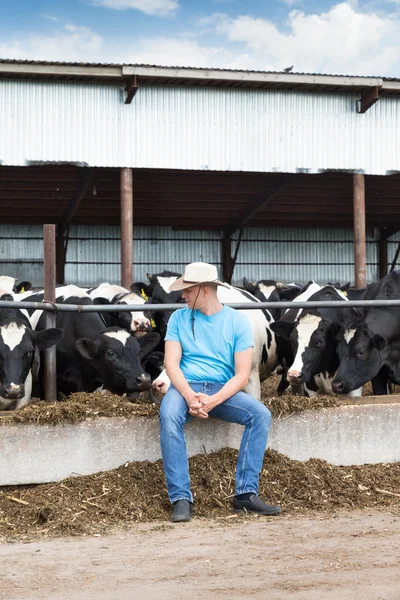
[270,285,362,397]
[0,294,63,410]
[18,286,160,397]
[134,271,186,341]
[148,273,277,402]
[86,283,152,336]
[242,278,302,320]
[331,270,400,395]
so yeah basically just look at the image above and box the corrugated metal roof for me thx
[1,58,399,96]
[0,58,395,81]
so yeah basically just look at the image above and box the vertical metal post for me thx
[353,174,367,288]
[120,168,133,288]
[56,234,66,284]
[43,224,57,402]
[378,229,388,280]
[222,235,233,283]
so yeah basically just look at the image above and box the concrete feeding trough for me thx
[0,397,399,486]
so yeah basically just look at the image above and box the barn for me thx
[1,59,400,288]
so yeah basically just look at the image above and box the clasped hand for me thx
[187,392,219,419]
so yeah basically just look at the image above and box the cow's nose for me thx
[135,373,151,387]
[332,380,345,394]
[288,370,303,384]
[3,384,24,400]
[134,320,151,331]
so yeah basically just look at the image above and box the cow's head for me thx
[331,321,386,394]
[93,295,152,336]
[145,271,185,338]
[75,329,160,395]
[0,319,63,410]
[243,278,301,320]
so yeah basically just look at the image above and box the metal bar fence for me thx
[4,299,400,312]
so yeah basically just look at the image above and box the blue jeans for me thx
[159,382,272,504]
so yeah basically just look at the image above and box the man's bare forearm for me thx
[165,364,193,404]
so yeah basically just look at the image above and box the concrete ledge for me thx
[0,400,399,485]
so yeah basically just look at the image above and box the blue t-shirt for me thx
[165,305,254,384]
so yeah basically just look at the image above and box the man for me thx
[159,262,281,523]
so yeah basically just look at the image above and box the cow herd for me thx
[1,268,400,411]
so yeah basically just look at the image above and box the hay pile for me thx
[0,385,348,427]
[0,449,399,542]
[0,392,159,427]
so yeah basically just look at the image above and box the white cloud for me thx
[92,0,179,17]
[42,14,59,22]
[1,2,400,78]
[123,37,233,67]
[212,2,400,75]
[0,24,103,62]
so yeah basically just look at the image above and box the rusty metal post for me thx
[120,168,133,288]
[353,174,367,288]
[43,224,57,402]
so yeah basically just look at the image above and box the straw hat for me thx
[169,262,230,291]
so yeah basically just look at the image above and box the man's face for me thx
[182,285,203,309]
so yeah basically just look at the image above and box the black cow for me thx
[20,286,160,398]
[0,294,63,410]
[332,270,400,395]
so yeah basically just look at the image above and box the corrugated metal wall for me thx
[1,79,400,175]
[0,224,381,288]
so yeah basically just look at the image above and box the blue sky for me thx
[1,0,400,76]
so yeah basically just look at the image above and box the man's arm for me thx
[195,348,253,414]
[165,340,207,416]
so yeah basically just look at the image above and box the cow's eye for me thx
[25,350,33,358]
[315,341,323,348]
[106,350,115,357]
[356,349,365,357]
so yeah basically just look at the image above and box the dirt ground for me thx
[1,510,399,600]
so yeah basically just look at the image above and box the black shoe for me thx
[171,500,193,523]
[233,494,281,515]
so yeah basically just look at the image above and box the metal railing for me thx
[3,299,400,312]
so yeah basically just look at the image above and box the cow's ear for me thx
[146,273,153,282]
[15,281,32,293]
[34,328,64,350]
[329,322,344,340]
[93,297,110,306]
[279,287,301,302]
[75,338,98,361]
[137,332,161,358]
[131,282,152,298]
[270,320,294,340]
[242,277,257,296]
[373,333,387,352]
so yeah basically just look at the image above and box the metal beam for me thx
[0,62,122,78]
[378,229,388,280]
[357,86,380,113]
[125,75,138,104]
[224,176,293,237]
[353,174,367,288]
[57,169,94,236]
